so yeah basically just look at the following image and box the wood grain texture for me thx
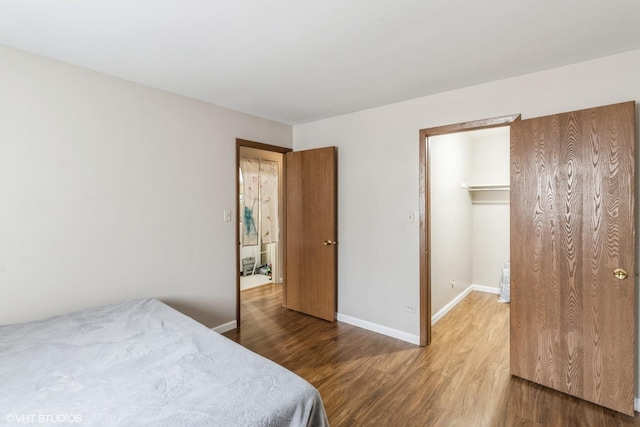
[420,114,521,137]
[225,285,639,426]
[285,147,337,321]
[418,129,430,346]
[510,101,635,415]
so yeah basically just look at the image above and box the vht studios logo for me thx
[5,414,83,424]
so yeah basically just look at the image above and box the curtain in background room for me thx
[260,160,279,244]
[241,158,259,246]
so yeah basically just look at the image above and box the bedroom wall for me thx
[292,49,640,351]
[0,44,292,327]
[429,133,473,315]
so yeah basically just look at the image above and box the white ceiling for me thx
[1,1,640,125]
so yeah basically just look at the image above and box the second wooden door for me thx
[510,101,635,415]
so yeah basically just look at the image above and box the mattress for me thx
[0,298,329,426]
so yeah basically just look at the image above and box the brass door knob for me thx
[323,240,337,246]
[613,268,628,280]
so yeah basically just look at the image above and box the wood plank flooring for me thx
[223,285,640,426]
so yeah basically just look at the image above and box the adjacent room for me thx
[429,126,511,320]
[1,1,640,425]
[238,147,284,292]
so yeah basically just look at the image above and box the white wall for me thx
[429,133,473,315]
[0,45,292,327]
[293,49,640,350]
[470,129,510,186]
[470,130,510,288]
[472,207,509,288]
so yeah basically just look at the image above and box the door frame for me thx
[236,138,292,326]
[418,114,520,346]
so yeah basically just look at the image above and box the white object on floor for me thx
[498,261,510,303]
[241,274,272,291]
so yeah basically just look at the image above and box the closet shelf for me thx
[461,184,510,192]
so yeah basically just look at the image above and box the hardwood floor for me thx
[224,285,640,426]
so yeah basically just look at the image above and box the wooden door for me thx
[510,101,635,415]
[285,146,337,321]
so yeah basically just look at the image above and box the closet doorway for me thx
[429,125,511,316]
[419,115,519,346]
[236,139,291,326]
[420,103,635,414]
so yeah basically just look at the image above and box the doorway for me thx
[236,140,339,326]
[419,102,635,414]
[238,147,284,291]
[418,114,519,345]
[236,139,291,326]
[428,126,511,321]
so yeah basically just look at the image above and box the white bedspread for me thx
[0,298,329,426]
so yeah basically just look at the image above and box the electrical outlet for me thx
[451,280,455,288]
[407,210,415,223]
[404,305,417,314]
[223,210,231,222]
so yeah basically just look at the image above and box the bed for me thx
[0,298,329,426]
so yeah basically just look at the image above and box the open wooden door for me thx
[510,101,635,415]
[285,146,337,321]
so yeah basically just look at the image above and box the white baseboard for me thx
[472,284,500,295]
[336,313,420,345]
[212,320,237,334]
[432,285,500,325]
[635,397,639,413]
[336,285,501,345]
[431,286,473,325]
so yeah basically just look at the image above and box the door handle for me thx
[323,240,337,246]
[613,268,628,280]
